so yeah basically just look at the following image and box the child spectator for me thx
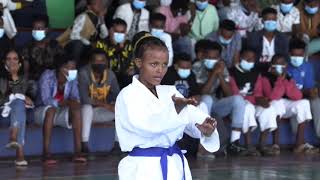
[229,49,279,156]
[22,15,64,81]
[298,0,320,39]
[287,38,320,139]
[34,55,86,165]
[0,49,33,166]
[95,18,134,89]
[79,49,120,153]
[57,0,108,66]
[263,54,318,154]
[149,13,173,67]
[225,0,261,37]
[113,0,149,40]
[192,40,248,156]
[273,0,300,34]
[206,20,241,68]
[245,7,289,72]
[189,0,219,41]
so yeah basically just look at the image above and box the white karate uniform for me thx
[115,76,220,180]
[271,99,312,133]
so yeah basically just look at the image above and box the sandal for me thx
[5,141,20,150]
[73,156,87,163]
[15,160,28,166]
[43,155,58,165]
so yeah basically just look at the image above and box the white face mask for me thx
[0,28,4,38]
[32,30,46,41]
[65,70,78,82]
[160,0,172,6]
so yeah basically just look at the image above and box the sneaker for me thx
[15,160,28,166]
[226,142,249,156]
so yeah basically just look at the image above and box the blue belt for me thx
[129,144,185,180]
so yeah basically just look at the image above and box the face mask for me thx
[114,32,125,44]
[32,30,46,41]
[151,28,164,38]
[219,35,232,45]
[0,28,4,38]
[65,70,78,82]
[240,59,254,71]
[305,5,319,15]
[290,56,304,67]
[204,59,218,69]
[177,68,191,79]
[132,0,146,10]
[264,20,277,32]
[272,65,285,75]
[196,1,209,11]
[92,64,107,74]
[280,3,294,14]
[160,0,172,6]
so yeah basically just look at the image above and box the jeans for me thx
[0,99,27,145]
[202,95,245,129]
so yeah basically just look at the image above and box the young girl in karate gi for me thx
[115,31,220,180]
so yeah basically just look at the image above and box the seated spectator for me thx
[245,7,289,72]
[189,0,219,41]
[149,13,173,66]
[225,0,261,37]
[79,49,120,153]
[0,49,33,166]
[229,49,279,156]
[273,0,300,34]
[157,0,190,35]
[206,20,241,68]
[0,0,31,39]
[113,0,149,40]
[95,18,134,89]
[34,55,86,165]
[192,40,248,156]
[298,0,320,39]
[263,54,318,154]
[22,15,64,81]
[162,52,214,158]
[57,0,108,66]
[287,38,320,139]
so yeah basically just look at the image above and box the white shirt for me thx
[0,0,20,39]
[274,5,300,33]
[260,36,275,63]
[116,76,219,180]
[157,32,174,67]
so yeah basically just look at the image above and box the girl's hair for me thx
[132,31,168,59]
[0,48,24,78]
[271,54,288,64]
[54,53,76,72]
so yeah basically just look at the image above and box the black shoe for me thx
[226,142,250,156]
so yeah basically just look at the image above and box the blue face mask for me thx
[113,32,126,44]
[240,59,254,71]
[204,59,218,69]
[32,30,46,41]
[151,28,164,39]
[65,70,78,82]
[196,1,209,11]
[272,65,285,75]
[305,5,319,15]
[290,56,304,67]
[0,28,4,38]
[280,3,294,14]
[177,68,191,79]
[219,35,232,45]
[264,20,277,32]
[132,0,146,10]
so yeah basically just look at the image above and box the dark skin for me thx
[201,49,232,97]
[174,60,201,106]
[109,24,127,48]
[290,48,319,99]
[5,51,33,162]
[90,54,115,112]
[219,29,240,65]
[280,0,300,35]
[43,61,85,164]
[262,13,277,43]
[135,47,216,137]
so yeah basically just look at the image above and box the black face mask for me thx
[91,64,107,74]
